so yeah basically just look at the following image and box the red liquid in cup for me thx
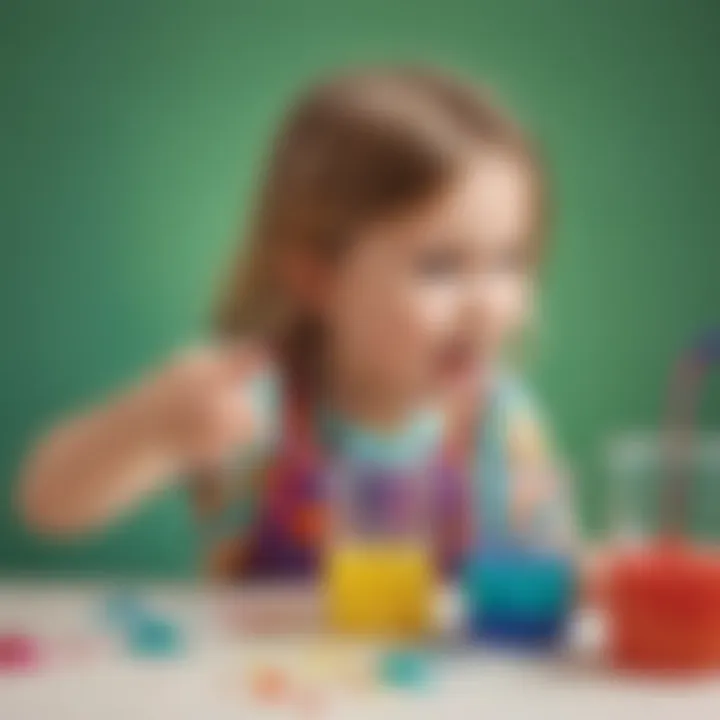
[608,541,720,673]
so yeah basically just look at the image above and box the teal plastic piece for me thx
[378,649,431,689]
[126,616,183,658]
[104,592,183,658]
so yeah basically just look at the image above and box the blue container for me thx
[463,546,575,649]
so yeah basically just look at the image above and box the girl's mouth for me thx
[435,341,479,386]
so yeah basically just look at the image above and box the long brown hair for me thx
[216,65,545,386]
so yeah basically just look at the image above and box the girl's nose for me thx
[459,278,488,328]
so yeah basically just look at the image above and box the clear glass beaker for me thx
[462,466,576,649]
[606,431,720,671]
[607,431,720,544]
[323,461,436,638]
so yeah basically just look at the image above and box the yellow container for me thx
[325,542,435,637]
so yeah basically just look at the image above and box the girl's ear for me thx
[275,246,335,318]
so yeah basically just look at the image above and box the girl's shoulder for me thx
[492,369,541,415]
[480,370,573,543]
[487,370,555,465]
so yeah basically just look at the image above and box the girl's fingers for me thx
[222,341,271,381]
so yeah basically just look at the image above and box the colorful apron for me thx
[228,388,475,580]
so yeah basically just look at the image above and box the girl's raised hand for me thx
[141,344,269,466]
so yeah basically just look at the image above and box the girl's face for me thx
[321,152,536,402]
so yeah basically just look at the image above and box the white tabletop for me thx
[0,583,718,720]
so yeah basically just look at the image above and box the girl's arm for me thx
[18,346,264,535]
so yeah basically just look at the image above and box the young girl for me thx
[19,66,572,583]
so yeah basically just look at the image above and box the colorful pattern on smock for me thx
[199,387,473,580]
[196,373,563,581]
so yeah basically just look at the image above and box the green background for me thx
[1,0,718,577]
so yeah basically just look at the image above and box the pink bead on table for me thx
[0,633,41,673]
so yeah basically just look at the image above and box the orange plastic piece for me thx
[249,666,290,703]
